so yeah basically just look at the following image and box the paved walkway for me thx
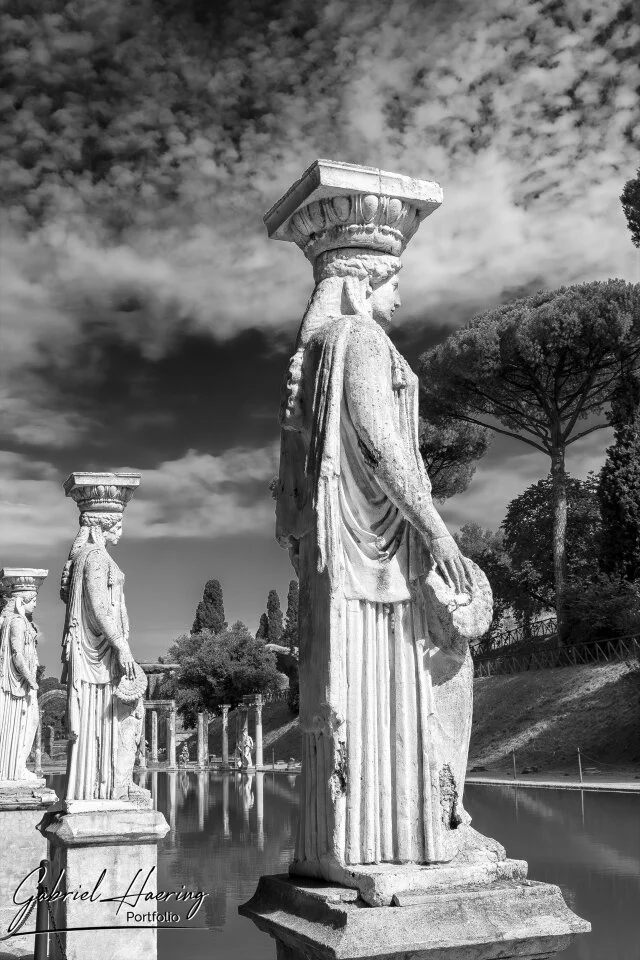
[466,773,640,793]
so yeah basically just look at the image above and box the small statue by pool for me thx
[234,704,254,769]
[60,472,148,802]
[0,568,48,782]
[180,743,190,765]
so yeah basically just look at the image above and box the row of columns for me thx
[35,697,264,771]
[219,697,264,768]
[137,701,177,768]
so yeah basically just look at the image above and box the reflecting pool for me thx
[44,772,638,960]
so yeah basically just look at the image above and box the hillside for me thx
[470,661,640,774]
[194,662,640,774]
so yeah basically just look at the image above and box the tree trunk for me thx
[550,445,568,645]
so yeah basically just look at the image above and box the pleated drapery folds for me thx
[295,594,458,870]
[65,680,117,800]
[0,692,35,780]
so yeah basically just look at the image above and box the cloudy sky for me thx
[1,0,638,675]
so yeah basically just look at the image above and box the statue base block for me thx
[40,806,169,960]
[239,874,590,960]
[290,825,529,907]
[0,783,58,956]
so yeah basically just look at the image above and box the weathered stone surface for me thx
[239,159,590,959]
[0,568,48,783]
[292,825,527,907]
[0,780,56,809]
[42,806,167,846]
[264,160,442,251]
[240,874,590,960]
[0,804,54,955]
[41,807,168,960]
[60,472,149,801]
[272,161,495,877]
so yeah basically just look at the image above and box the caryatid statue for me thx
[269,161,493,891]
[0,568,48,782]
[60,472,148,802]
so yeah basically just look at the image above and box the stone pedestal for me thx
[0,780,57,957]
[39,799,169,960]
[239,872,590,960]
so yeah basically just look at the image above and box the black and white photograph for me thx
[0,1,638,958]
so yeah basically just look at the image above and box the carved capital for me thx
[0,567,48,596]
[264,159,442,264]
[64,471,141,515]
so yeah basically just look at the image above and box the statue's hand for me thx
[430,535,474,594]
[117,644,135,680]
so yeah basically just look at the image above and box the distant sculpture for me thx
[0,568,48,781]
[60,472,148,802]
[269,162,493,886]
[234,706,254,769]
[180,744,189,765]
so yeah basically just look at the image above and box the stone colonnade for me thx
[214,696,264,769]
[140,699,177,768]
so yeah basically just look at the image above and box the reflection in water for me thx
[44,771,638,960]
[466,784,640,960]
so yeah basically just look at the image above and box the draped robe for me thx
[0,609,39,780]
[62,544,129,800]
[277,312,488,876]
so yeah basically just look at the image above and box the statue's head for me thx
[313,248,402,328]
[80,512,124,545]
[62,473,140,569]
[0,569,48,620]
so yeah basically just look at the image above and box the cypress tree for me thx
[256,612,269,640]
[282,579,299,654]
[192,579,227,634]
[266,589,283,644]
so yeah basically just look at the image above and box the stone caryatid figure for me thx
[0,569,48,782]
[60,472,148,802]
[269,161,494,892]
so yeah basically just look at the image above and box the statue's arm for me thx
[9,618,37,690]
[344,329,471,592]
[83,551,135,677]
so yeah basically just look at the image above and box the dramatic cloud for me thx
[0,445,279,551]
[1,1,638,451]
[125,445,279,540]
[1,1,637,657]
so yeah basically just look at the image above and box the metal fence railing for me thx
[473,633,640,678]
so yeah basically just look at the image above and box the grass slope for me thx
[470,661,640,774]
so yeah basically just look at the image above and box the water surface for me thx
[45,771,638,960]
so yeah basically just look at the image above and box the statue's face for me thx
[105,520,123,544]
[370,274,401,326]
[23,595,37,616]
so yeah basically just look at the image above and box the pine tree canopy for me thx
[621,167,640,248]
[419,418,491,501]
